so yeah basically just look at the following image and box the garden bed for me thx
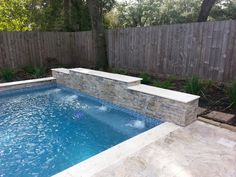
[109,69,236,126]
[157,77,236,115]
[0,67,51,83]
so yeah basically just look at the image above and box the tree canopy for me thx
[105,0,236,28]
[0,0,235,31]
[0,0,33,31]
[0,0,115,31]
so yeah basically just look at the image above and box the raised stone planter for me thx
[52,68,200,126]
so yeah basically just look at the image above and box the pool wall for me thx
[52,68,199,126]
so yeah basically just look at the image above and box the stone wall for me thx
[52,68,200,126]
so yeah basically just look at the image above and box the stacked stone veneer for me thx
[52,68,200,126]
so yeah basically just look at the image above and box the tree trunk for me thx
[197,0,217,22]
[87,0,108,70]
[64,0,72,31]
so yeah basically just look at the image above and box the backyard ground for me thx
[91,121,236,177]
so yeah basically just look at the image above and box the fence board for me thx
[0,20,236,82]
[107,20,236,82]
[0,32,96,69]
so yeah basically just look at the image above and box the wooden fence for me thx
[0,20,236,82]
[0,31,96,69]
[107,20,236,82]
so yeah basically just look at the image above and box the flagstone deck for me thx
[92,121,236,177]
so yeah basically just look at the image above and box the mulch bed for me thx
[153,76,236,126]
[161,78,235,115]
[0,70,51,83]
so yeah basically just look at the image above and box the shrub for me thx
[184,77,203,95]
[202,79,215,89]
[167,75,177,81]
[23,65,35,75]
[111,68,128,75]
[153,80,172,89]
[140,72,152,84]
[0,68,15,82]
[228,81,236,107]
[32,67,46,78]
[23,65,46,78]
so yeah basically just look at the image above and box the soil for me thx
[159,77,235,115]
[0,69,51,83]
[152,76,236,125]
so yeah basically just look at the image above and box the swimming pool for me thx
[0,83,162,177]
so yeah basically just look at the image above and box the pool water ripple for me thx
[0,85,162,177]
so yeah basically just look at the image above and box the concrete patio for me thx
[92,121,236,177]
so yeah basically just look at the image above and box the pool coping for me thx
[53,122,180,177]
[69,68,142,83]
[128,84,200,104]
[0,77,56,92]
[63,68,199,103]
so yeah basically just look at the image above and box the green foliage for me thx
[23,65,46,78]
[184,77,203,95]
[33,67,46,78]
[100,0,116,14]
[153,80,172,89]
[202,79,215,89]
[210,0,236,21]
[30,0,65,31]
[0,0,33,31]
[111,68,128,75]
[23,65,35,75]
[0,68,16,82]
[167,75,178,81]
[0,0,116,32]
[106,0,236,28]
[140,72,152,84]
[1,0,235,31]
[227,81,236,107]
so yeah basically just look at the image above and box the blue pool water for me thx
[0,84,162,177]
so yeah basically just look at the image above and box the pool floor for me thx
[0,84,162,177]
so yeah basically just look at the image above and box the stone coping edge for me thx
[51,68,70,74]
[53,68,200,104]
[0,77,56,91]
[70,68,142,83]
[53,122,180,177]
[128,84,200,104]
